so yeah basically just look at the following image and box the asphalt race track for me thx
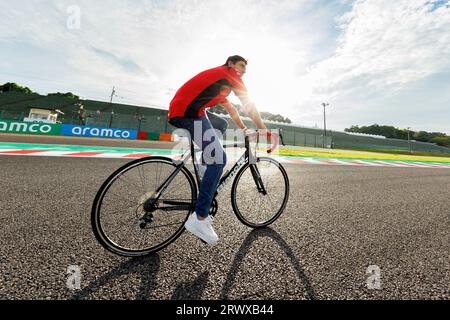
[1,150,449,300]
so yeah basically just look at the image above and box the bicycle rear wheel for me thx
[91,157,197,257]
[231,157,289,228]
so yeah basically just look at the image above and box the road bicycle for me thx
[91,129,290,257]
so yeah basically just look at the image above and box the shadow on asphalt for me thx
[72,254,161,300]
[170,271,210,300]
[72,228,317,300]
[219,228,319,301]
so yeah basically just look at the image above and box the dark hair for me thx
[223,55,248,67]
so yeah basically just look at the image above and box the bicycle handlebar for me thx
[246,129,284,154]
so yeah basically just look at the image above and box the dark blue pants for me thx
[170,111,228,218]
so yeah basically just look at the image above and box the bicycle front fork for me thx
[249,163,267,195]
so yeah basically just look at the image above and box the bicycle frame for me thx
[215,136,261,194]
[143,129,284,214]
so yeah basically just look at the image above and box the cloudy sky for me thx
[1,0,449,134]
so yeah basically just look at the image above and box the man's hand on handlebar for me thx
[243,127,257,137]
[242,129,282,154]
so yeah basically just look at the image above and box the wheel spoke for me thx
[104,190,139,208]
[117,174,142,195]
[92,158,195,256]
[163,175,190,197]
[137,164,146,193]
[232,159,288,228]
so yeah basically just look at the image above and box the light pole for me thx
[109,110,115,128]
[407,127,412,154]
[322,102,330,148]
[135,112,144,132]
[109,86,116,128]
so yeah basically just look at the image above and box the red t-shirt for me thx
[169,66,248,119]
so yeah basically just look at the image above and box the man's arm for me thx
[233,89,267,130]
[221,101,248,131]
[242,101,267,130]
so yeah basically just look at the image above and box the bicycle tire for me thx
[91,156,197,257]
[231,157,290,228]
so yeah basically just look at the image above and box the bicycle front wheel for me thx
[91,156,197,257]
[231,157,290,228]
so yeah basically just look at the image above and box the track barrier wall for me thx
[1,92,449,153]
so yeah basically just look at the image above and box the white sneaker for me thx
[184,212,218,246]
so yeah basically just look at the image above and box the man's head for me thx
[224,55,247,76]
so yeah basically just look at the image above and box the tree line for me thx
[0,82,79,100]
[345,124,450,147]
[210,104,292,124]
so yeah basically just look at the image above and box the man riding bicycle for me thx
[168,55,268,246]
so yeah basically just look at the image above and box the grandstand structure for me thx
[1,92,449,154]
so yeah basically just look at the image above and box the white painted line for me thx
[328,159,355,166]
[302,158,325,165]
[1,148,450,170]
[372,161,408,167]
[93,153,133,159]
[428,162,450,168]
[25,151,70,157]
[396,161,435,168]
[352,160,383,166]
